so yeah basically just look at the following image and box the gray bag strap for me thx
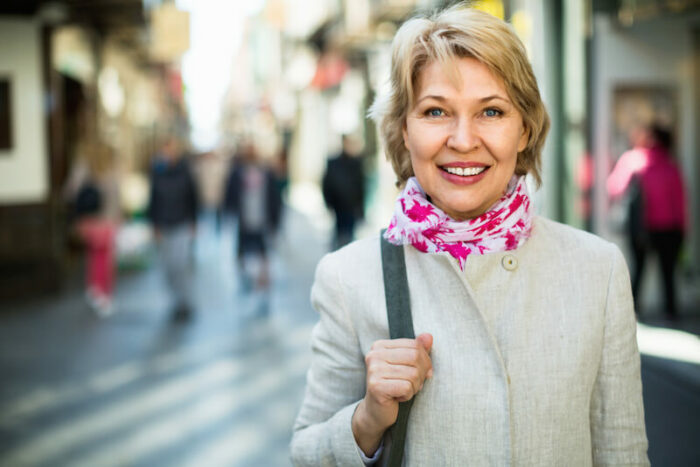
[380,231,414,467]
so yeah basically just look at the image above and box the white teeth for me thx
[444,166,486,176]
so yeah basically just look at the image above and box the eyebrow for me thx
[416,94,511,105]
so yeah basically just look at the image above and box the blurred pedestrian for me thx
[65,141,120,317]
[322,134,366,250]
[147,136,199,321]
[608,124,687,318]
[292,6,648,466]
[224,143,282,293]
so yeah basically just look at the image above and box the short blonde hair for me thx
[370,5,550,186]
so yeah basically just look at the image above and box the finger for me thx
[367,359,432,396]
[371,338,423,350]
[370,378,417,401]
[368,347,428,367]
[416,333,433,353]
[368,360,422,382]
[367,350,433,383]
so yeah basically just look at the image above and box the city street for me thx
[1,207,699,466]
[0,208,326,467]
[1,1,699,466]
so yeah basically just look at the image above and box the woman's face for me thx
[403,57,528,220]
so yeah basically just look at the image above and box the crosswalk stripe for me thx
[69,351,310,467]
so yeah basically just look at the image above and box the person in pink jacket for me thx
[608,125,687,319]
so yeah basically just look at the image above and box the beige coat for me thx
[291,216,649,466]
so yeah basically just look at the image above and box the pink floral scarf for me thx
[384,175,533,270]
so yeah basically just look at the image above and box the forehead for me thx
[414,56,508,99]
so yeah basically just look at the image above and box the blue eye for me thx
[484,108,502,117]
[426,108,444,117]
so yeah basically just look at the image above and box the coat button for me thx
[501,254,518,271]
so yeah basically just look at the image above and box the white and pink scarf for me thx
[384,175,533,270]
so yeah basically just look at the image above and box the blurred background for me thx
[0,0,699,465]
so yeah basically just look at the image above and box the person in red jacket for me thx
[608,124,687,319]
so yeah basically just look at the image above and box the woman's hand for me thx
[351,333,433,456]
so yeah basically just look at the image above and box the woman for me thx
[608,125,686,319]
[292,6,648,466]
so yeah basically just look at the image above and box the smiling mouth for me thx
[441,166,488,176]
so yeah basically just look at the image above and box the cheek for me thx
[403,123,421,157]
[409,151,427,180]
[408,147,434,187]
[405,123,443,160]
[490,124,525,164]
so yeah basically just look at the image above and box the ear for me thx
[517,124,529,153]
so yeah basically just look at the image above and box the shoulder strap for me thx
[380,231,414,467]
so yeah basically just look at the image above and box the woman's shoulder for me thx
[311,235,386,328]
[532,216,620,257]
[315,234,383,281]
[528,217,629,289]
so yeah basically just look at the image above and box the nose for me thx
[446,116,480,153]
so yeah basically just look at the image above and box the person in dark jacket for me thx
[322,135,366,250]
[224,143,282,293]
[148,137,199,321]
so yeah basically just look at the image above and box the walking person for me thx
[66,141,120,317]
[147,136,199,321]
[224,143,282,293]
[608,125,687,319]
[291,6,648,465]
[322,135,366,250]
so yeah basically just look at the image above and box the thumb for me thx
[416,333,433,353]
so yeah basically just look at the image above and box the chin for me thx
[443,203,484,220]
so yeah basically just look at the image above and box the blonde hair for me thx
[370,5,550,186]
